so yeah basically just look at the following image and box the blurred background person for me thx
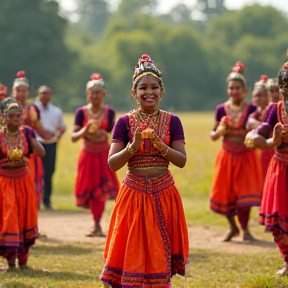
[71,73,119,237]
[0,98,45,270]
[267,77,283,103]
[12,71,53,208]
[35,85,66,210]
[210,61,263,242]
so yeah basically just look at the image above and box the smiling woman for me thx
[100,54,189,288]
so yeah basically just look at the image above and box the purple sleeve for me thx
[170,115,185,144]
[215,104,226,122]
[257,104,277,138]
[24,126,35,155]
[112,114,130,145]
[245,104,257,124]
[215,103,256,124]
[107,107,116,133]
[29,104,41,120]
[74,107,85,127]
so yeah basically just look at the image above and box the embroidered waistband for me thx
[123,171,174,194]
[222,139,250,155]
[82,141,109,153]
[274,149,288,165]
[0,166,29,178]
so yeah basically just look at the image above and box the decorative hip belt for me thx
[222,139,250,155]
[0,166,29,178]
[82,140,109,153]
[123,171,174,194]
[274,149,288,165]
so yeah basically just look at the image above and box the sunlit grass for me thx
[1,112,286,287]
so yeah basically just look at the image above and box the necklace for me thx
[136,108,160,131]
[87,104,104,118]
[3,128,25,161]
[6,129,19,136]
[138,109,159,116]
[225,101,247,129]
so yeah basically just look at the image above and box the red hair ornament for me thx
[86,73,105,90]
[13,70,29,88]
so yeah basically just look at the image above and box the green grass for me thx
[1,112,286,287]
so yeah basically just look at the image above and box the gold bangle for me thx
[161,146,170,157]
[126,143,137,155]
[244,136,254,148]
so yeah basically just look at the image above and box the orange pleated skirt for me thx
[210,140,263,215]
[0,167,38,250]
[260,150,288,244]
[100,171,189,288]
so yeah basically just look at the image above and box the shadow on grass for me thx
[4,267,95,281]
[188,252,209,263]
[228,238,277,249]
[31,243,104,255]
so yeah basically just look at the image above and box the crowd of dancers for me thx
[0,52,288,286]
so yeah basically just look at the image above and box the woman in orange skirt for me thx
[245,58,288,276]
[0,98,45,270]
[11,71,53,208]
[100,54,189,287]
[72,73,119,237]
[210,61,263,242]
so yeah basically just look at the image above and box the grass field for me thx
[1,112,288,287]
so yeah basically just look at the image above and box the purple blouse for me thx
[214,103,257,124]
[0,126,35,160]
[74,106,115,132]
[257,103,278,139]
[24,126,35,155]
[113,113,185,146]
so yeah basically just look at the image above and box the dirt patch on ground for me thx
[38,210,277,254]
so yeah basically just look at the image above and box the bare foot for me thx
[243,229,257,241]
[86,229,106,238]
[222,228,240,242]
[276,263,288,277]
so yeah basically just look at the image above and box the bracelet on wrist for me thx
[126,143,137,155]
[161,146,170,157]
[244,136,254,149]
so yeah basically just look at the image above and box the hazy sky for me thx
[59,0,288,15]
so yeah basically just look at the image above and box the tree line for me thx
[0,0,287,112]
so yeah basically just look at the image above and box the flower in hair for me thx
[260,75,268,82]
[17,70,26,78]
[86,73,105,90]
[91,73,103,81]
[232,62,245,72]
[231,61,245,73]
[13,71,29,87]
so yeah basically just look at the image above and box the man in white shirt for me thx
[35,85,66,209]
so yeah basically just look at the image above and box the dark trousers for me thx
[41,143,57,207]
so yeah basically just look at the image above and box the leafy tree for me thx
[76,0,109,39]
[117,0,158,19]
[207,4,287,47]
[0,0,73,102]
[170,4,192,23]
